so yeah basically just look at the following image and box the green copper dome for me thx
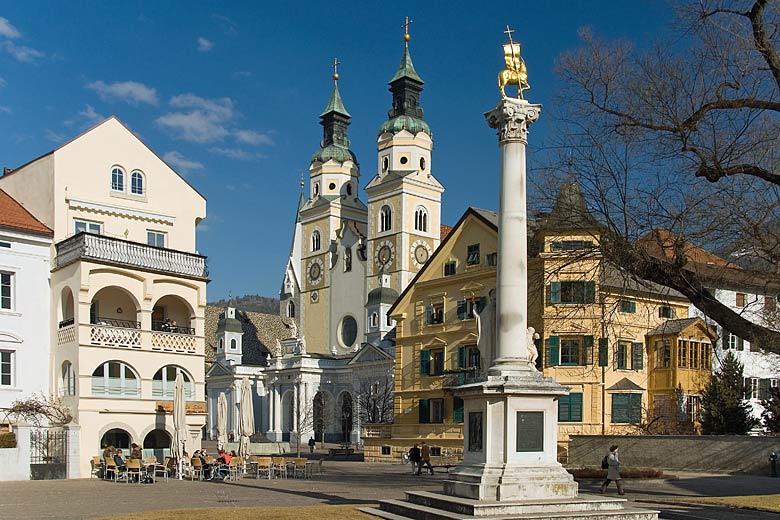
[311,143,357,164]
[378,115,431,136]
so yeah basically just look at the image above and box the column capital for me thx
[485,99,541,143]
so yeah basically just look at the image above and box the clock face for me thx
[374,240,395,267]
[411,239,432,269]
[307,258,323,286]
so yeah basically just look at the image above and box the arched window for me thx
[130,171,145,195]
[311,230,321,252]
[61,361,75,396]
[218,338,224,351]
[414,206,428,232]
[288,300,296,318]
[344,247,352,272]
[92,361,139,397]
[230,338,237,350]
[152,365,193,399]
[369,312,378,328]
[111,167,125,192]
[379,205,392,232]
[386,314,393,327]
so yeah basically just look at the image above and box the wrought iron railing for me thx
[152,320,195,335]
[92,316,140,329]
[58,318,74,329]
[55,232,208,279]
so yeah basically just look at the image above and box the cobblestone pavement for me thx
[2,462,779,520]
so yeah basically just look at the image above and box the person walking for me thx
[600,445,624,495]
[418,441,434,475]
[308,437,316,454]
[408,443,421,475]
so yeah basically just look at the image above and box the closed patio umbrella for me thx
[217,392,228,451]
[239,377,254,457]
[172,371,187,479]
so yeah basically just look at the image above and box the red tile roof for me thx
[0,189,52,236]
[440,224,453,241]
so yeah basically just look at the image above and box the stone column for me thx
[485,98,540,376]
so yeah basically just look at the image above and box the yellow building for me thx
[364,184,714,462]
[363,208,497,460]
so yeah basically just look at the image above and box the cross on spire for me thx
[504,24,515,45]
[332,57,341,83]
[402,16,413,47]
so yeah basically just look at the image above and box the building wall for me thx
[0,229,52,414]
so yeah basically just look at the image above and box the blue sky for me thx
[0,1,672,300]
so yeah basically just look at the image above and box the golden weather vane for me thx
[402,16,413,47]
[498,24,530,99]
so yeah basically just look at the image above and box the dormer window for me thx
[111,166,125,192]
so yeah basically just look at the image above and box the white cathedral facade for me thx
[206,36,445,444]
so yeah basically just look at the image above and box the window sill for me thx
[110,191,148,203]
[0,387,23,392]
[0,309,21,317]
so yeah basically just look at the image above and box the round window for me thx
[340,316,358,347]
[400,156,408,165]
[420,157,426,170]
[329,182,337,191]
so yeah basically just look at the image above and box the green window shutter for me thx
[571,392,583,422]
[632,342,644,370]
[457,300,467,320]
[457,345,466,369]
[611,394,628,423]
[419,399,430,424]
[558,395,570,422]
[585,281,596,303]
[550,282,561,304]
[548,336,560,367]
[425,305,433,325]
[760,379,771,401]
[744,378,751,399]
[737,337,744,351]
[420,350,430,376]
[598,338,609,367]
[629,301,637,313]
[583,336,594,366]
[629,394,642,423]
[453,397,464,423]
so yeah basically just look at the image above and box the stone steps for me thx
[360,492,659,520]
[404,491,627,515]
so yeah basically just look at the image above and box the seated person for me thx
[213,449,232,479]
[113,452,127,477]
[102,444,114,462]
[129,443,142,460]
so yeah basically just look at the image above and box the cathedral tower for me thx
[365,23,445,295]
[297,64,368,354]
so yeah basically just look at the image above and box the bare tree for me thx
[357,371,394,425]
[546,0,780,351]
[1,394,72,427]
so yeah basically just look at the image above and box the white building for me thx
[0,189,53,415]
[0,116,208,476]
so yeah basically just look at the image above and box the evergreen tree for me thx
[700,351,756,435]
[762,387,780,433]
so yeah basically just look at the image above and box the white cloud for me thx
[157,94,235,143]
[157,111,229,143]
[197,37,214,52]
[1,41,44,63]
[86,80,158,106]
[169,93,234,120]
[0,77,6,88]
[44,129,66,142]
[0,105,10,114]
[234,129,274,146]
[0,17,21,39]
[79,104,105,126]
[208,147,262,161]
[163,151,204,174]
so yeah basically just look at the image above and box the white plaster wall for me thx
[0,230,51,412]
[0,426,32,481]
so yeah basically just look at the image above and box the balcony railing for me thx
[58,318,74,329]
[442,368,486,388]
[55,232,208,280]
[152,320,195,335]
[93,316,140,329]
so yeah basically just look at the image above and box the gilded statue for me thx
[498,26,530,99]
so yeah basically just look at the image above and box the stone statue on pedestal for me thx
[526,327,539,371]
[475,289,496,371]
